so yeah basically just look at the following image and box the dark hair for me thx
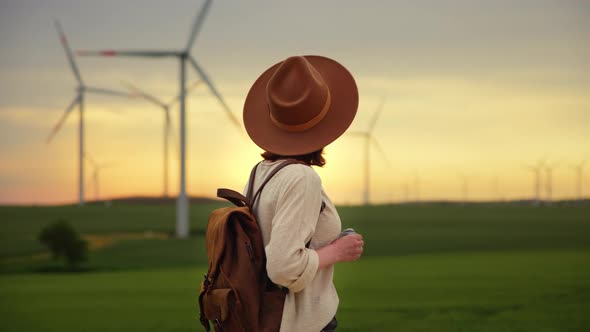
[261,148,326,167]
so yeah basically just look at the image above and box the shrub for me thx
[39,220,88,270]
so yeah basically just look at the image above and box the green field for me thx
[1,202,589,331]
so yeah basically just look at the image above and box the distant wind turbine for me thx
[459,173,470,203]
[47,20,131,206]
[401,183,410,203]
[78,0,241,238]
[491,175,503,202]
[525,159,545,206]
[543,161,559,205]
[85,155,116,202]
[570,160,586,201]
[123,80,203,198]
[347,97,391,205]
[413,173,421,202]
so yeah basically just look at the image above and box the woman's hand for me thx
[316,234,364,270]
[332,234,364,262]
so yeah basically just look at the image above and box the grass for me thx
[0,267,199,332]
[340,203,590,256]
[335,250,590,331]
[0,203,224,257]
[2,202,589,259]
[0,202,589,331]
[1,250,588,331]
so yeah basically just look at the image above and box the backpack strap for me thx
[216,160,307,208]
[217,161,263,207]
[248,159,307,209]
[220,160,322,249]
[217,160,307,208]
[305,201,327,248]
[217,188,249,207]
[246,161,261,204]
[249,159,323,250]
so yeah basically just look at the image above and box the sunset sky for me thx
[1,0,589,205]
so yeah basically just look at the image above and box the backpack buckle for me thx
[214,318,224,331]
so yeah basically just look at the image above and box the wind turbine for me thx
[78,0,241,238]
[124,80,203,198]
[491,174,503,202]
[459,173,470,204]
[525,159,545,206]
[47,20,131,206]
[413,173,421,202]
[570,160,586,202]
[544,161,559,205]
[401,182,410,203]
[347,97,391,205]
[85,155,116,202]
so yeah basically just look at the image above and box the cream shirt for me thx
[243,160,342,332]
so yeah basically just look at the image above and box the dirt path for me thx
[1,231,170,264]
[82,231,170,250]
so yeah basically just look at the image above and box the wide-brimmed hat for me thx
[243,55,358,156]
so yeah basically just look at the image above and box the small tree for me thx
[39,220,88,270]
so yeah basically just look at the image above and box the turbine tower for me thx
[48,20,131,206]
[525,160,545,206]
[544,161,559,205]
[85,155,115,202]
[347,97,391,205]
[413,173,421,202]
[79,0,241,238]
[459,173,470,203]
[491,174,502,202]
[124,80,203,198]
[570,160,586,201]
[401,182,410,203]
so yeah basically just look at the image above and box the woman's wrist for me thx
[316,243,340,270]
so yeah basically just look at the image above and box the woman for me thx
[242,55,365,332]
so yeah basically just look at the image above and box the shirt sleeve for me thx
[265,165,322,293]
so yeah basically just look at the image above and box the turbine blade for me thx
[54,20,83,85]
[168,79,202,107]
[85,86,133,98]
[188,56,242,131]
[368,96,387,133]
[185,0,213,52]
[121,82,166,107]
[371,136,392,167]
[77,50,179,57]
[46,96,79,143]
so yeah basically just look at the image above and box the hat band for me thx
[269,90,331,132]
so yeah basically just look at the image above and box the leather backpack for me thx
[198,160,308,331]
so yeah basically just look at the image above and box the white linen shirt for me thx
[243,160,342,332]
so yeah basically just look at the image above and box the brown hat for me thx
[243,55,359,156]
